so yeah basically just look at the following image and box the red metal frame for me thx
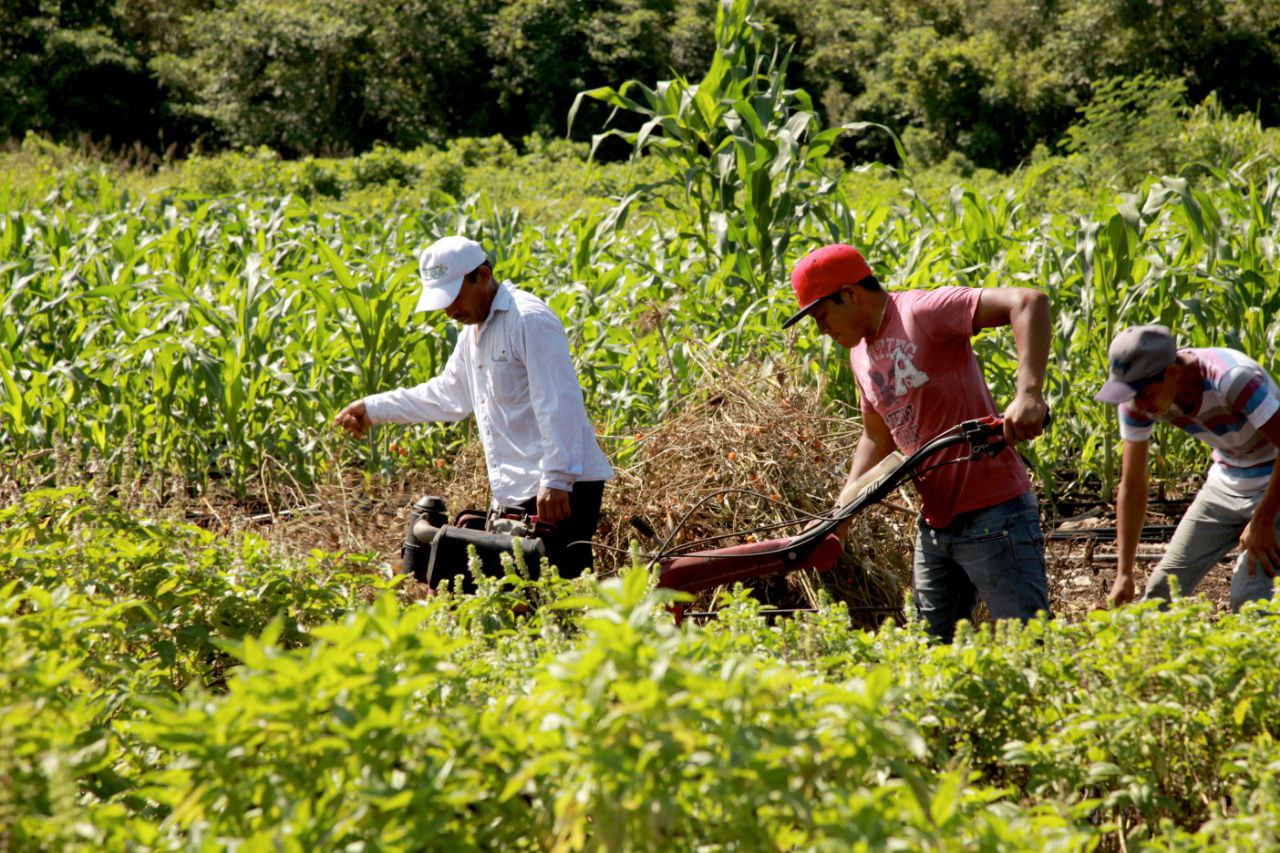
[654,415,1030,622]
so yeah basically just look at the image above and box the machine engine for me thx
[400,496,547,592]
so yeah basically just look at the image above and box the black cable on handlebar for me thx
[636,411,1049,568]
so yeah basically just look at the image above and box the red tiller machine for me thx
[653,414,1044,622]
[400,414,1043,619]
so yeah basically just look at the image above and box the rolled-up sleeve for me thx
[364,344,472,424]
[522,311,586,491]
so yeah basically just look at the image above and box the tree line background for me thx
[3,0,1278,170]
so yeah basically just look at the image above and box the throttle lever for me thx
[962,416,1007,458]
[962,409,1052,459]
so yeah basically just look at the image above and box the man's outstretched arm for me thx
[332,346,473,438]
[1111,438,1151,606]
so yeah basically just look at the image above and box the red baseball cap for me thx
[782,244,874,328]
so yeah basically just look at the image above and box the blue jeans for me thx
[912,491,1051,642]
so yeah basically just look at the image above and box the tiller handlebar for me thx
[656,413,1047,621]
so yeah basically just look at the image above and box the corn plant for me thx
[1,0,1278,499]
[571,0,851,293]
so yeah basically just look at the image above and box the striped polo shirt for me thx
[1119,348,1280,493]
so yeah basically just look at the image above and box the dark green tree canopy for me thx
[3,0,1277,168]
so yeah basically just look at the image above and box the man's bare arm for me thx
[830,407,898,538]
[1111,438,1151,606]
[974,288,1051,444]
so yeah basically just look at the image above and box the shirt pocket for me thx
[489,357,528,406]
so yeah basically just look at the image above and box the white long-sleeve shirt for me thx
[363,282,613,506]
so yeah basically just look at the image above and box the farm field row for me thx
[4,163,1277,503]
[4,3,1278,503]
[5,488,1280,849]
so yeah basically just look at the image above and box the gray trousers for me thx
[1143,475,1277,611]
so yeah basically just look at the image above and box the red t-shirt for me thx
[850,287,1031,528]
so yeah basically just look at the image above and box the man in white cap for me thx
[333,235,613,576]
[1097,324,1280,610]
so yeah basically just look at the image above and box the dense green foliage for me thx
[6,488,1280,848]
[4,5,1280,843]
[3,2,1278,500]
[4,0,1278,168]
[7,2,1280,848]
[771,0,1280,168]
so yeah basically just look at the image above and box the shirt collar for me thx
[865,292,895,346]
[491,281,514,313]
[473,281,514,341]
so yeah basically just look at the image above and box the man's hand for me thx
[1002,392,1049,445]
[333,400,372,438]
[537,486,572,525]
[1109,571,1137,607]
[1241,516,1280,578]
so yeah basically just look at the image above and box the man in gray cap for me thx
[1097,324,1280,609]
[333,235,613,576]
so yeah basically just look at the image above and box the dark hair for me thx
[464,261,492,283]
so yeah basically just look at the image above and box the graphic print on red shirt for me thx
[850,287,1031,528]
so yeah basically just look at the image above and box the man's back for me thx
[1119,347,1280,493]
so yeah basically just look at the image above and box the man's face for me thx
[1128,365,1179,417]
[443,267,491,325]
[809,286,874,348]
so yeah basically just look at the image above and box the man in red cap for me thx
[784,243,1051,641]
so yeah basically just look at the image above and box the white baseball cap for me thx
[415,236,488,312]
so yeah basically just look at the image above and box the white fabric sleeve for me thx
[363,344,472,424]
[521,311,586,492]
[1222,365,1280,430]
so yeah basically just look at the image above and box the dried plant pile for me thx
[0,359,917,622]
[251,358,918,621]
[595,358,915,621]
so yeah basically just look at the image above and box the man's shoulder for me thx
[892,285,978,311]
[503,284,571,350]
[1194,348,1272,387]
[882,286,981,345]
[505,283,558,318]
[1197,350,1280,411]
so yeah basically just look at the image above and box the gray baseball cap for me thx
[1095,324,1177,404]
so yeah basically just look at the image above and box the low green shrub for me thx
[351,144,421,189]
[0,488,382,690]
[5,488,1280,848]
